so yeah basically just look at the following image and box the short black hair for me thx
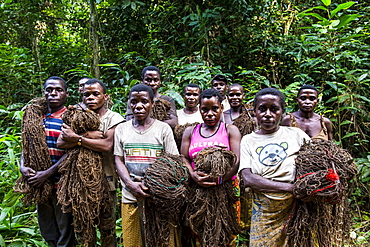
[211,74,228,84]
[129,84,154,101]
[199,88,223,104]
[254,88,285,112]
[297,84,318,96]
[44,76,67,90]
[184,83,200,93]
[228,83,244,94]
[141,66,161,79]
[84,79,107,94]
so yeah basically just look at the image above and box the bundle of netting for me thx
[173,122,200,149]
[285,139,357,247]
[188,147,241,247]
[14,97,53,205]
[143,153,189,247]
[150,97,171,121]
[57,106,111,246]
[232,104,255,137]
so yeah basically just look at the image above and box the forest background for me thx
[0,0,369,246]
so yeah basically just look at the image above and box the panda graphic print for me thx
[256,142,288,167]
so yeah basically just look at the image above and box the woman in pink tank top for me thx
[181,88,241,186]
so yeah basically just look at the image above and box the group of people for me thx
[19,65,333,247]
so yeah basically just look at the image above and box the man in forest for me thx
[115,84,180,247]
[58,78,125,246]
[125,66,178,128]
[176,83,203,125]
[75,77,91,109]
[281,84,333,140]
[211,74,230,112]
[18,76,75,247]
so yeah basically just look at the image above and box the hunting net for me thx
[285,139,357,247]
[14,97,53,205]
[173,122,200,149]
[57,106,111,246]
[143,153,189,247]
[151,97,171,121]
[232,104,255,137]
[188,147,241,247]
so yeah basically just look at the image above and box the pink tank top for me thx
[188,122,230,168]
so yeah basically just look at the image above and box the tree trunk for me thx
[90,0,100,79]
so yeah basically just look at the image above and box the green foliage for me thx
[0,0,369,245]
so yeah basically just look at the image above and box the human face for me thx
[142,70,161,94]
[78,78,90,94]
[83,83,108,112]
[44,79,68,112]
[255,94,283,134]
[129,91,153,121]
[212,80,227,96]
[200,96,223,127]
[184,87,200,108]
[297,89,318,113]
[227,86,244,108]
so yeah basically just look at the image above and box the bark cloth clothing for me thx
[188,122,240,245]
[176,108,203,125]
[92,109,124,247]
[239,127,310,246]
[287,113,328,140]
[40,106,75,247]
[125,94,177,119]
[114,119,180,247]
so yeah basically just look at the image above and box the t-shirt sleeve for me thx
[162,124,179,155]
[239,135,252,172]
[114,124,125,156]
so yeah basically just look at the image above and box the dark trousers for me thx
[37,190,75,247]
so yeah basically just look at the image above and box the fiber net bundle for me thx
[14,97,53,205]
[173,122,200,149]
[57,106,111,246]
[188,147,241,247]
[150,97,171,121]
[142,152,189,247]
[285,139,357,247]
[232,104,255,137]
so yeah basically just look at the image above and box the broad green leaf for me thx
[0,207,11,224]
[300,13,327,22]
[358,73,368,82]
[19,227,36,235]
[342,132,359,139]
[340,120,353,126]
[0,234,5,247]
[336,14,361,29]
[321,0,331,6]
[98,63,120,67]
[330,2,356,18]
[325,81,338,90]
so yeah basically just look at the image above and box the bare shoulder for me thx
[281,114,291,126]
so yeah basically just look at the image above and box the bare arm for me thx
[163,112,178,128]
[224,124,241,181]
[240,168,294,193]
[114,155,149,200]
[57,124,116,153]
[324,117,334,141]
[180,126,216,187]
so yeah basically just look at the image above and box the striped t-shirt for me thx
[114,119,179,203]
[43,107,66,164]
